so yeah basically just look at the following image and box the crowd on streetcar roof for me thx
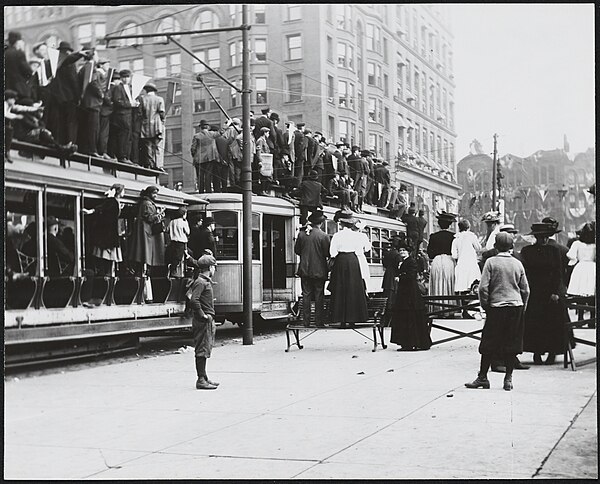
[4,32,167,170]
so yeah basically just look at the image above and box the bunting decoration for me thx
[537,186,549,203]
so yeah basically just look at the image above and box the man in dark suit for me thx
[111,69,137,164]
[293,122,308,182]
[4,31,33,100]
[31,42,53,104]
[190,217,217,258]
[270,112,285,183]
[375,161,391,207]
[97,61,115,159]
[294,210,331,327]
[416,209,428,252]
[253,107,273,140]
[292,170,330,226]
[78,51,104,156]
[402,206,420,256]
[46,41,86,146]
[46,216,74,277]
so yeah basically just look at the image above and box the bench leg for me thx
[378,325,387,349]
[285,327,292,352]
[372,326,378,352]
[294,329,303,350]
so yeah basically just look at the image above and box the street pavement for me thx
[4,320,597,480]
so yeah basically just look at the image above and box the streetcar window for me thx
[252,213,260,261]
[6,187,39,278]
[325,219,338,237]
[213,210,239,261]
[363,226,372,263]
[45,192,77,277]
[371,227,382,264]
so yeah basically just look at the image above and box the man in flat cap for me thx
[187,254,220,390]
[78,49,104,156]
[110,69,138,164]
[139,82,166,171]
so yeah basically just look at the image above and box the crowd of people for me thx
[4,31,166,170]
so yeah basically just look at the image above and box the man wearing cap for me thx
[294,210,331,327]
[78,50,104,156]
[187,254,220,390]
[139,82,166,170]
[480,224,519,268]
[46,41,86,146]
[269,112,285,183]
[191,120,221,193]
[253,107,272,139]
[189,217,217,259]
[5,31,33,100]
[328,171,356,211]
[110,69,139,164]
[45,216,74,277]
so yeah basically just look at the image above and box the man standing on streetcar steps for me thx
[191,216,217,259]
[188,254,219,390]
[294,210,331,328]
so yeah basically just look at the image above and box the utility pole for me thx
[241,4,253,345]
[492,133,498,211]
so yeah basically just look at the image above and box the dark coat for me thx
[128,196,165,266]
[520,242,570,354]
[382,248,401,293]
[5,45,33,99]
[390,256,432,349]
[111,83,134,116]
[294,226,331,279]
[189,226,217,258]
[294,179,328,207]
[305,136,319,168]
[427,230,455,259]
[253,115,273,139]
[293,130,307,164]
[79,67,104,111]
[272,125,285,157]
[416,216,428,242]
[90,197,121,250]
[402,213,420,240]
[100,83,115,117]
[50,52,84,103]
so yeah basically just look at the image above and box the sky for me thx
[450,3,595,160]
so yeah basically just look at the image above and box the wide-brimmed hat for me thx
[481,211,501,223]
[145,185,160,195]
[270,112,280,121]
[499,223,518,234]
[436,211,457,222]
[528,222,561,235]
[46,215,60,227]
[494,232,514,251]
[308,210,327,224]
[334,208,357,225]
[144,82,158,93]
[58,41,73,52]
[261,107,271,115]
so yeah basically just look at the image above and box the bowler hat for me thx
[8,31,22,45]
[58,41,73,52]
[307,170,318,180]
[494,232,514,252]
[119,69,132,77]
[436,211,457,222]
[112,71,121,80]
[145,185,160,195]
[4,89,18,100]
[296,122,306,128]
[199,119,209,127]
[261,107,270,115]
[528,222,561,235]
[46,215,60,227]
[308,210,327,224]
[202,216,215,226]
[360,150,371,157]
[270,112,280,121]
[143,82,158,93]
[196,254,217,269]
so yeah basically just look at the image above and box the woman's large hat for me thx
[481,211,501,223]
[528,222,561,235]
[436,210,457,222]
[333,208,357,225]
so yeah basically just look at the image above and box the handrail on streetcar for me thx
[9,141,162,180]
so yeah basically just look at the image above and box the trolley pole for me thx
[241,4,253,345]
[491,133,498,211]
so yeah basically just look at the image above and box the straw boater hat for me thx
[528,222,561,235]
[498,223,518,234]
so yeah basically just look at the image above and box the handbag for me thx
[151,220,165,235]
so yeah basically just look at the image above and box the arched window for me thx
[193,10,219,33]
[157,16,181,40]
[117,22,143,47]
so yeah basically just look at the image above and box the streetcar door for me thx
[262,214,286,301]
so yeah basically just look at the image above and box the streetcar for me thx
[188,192,406,323]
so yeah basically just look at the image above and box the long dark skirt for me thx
[329,252,368,323]
[479,306,524,355]
[390,283,432,350]
[523,293,571,354]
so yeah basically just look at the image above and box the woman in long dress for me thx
[390,240,432,351]
[520,222,571,365]
[452,219,481,317]
[567,222,596,297]
[329,211,368,327]
[427,211,457,317]
[352,219,372,294]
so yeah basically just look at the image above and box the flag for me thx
[538,186,548,203]
[48,47,59,77]
[105,68,115,92]
[131,73,151,100]
[165,81,178,114]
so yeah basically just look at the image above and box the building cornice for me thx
[397,163,461,193]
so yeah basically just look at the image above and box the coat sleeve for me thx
[189,279,208,320]
[478,260,491,308]
[566,241,578,263]
[190,136,198,158]
[294,232,303,256]
[451,238,459,260]
[517,262,530,306]
[141,200,161,224]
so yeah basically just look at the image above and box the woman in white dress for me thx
[567,222,596,297]
[452,219,481,318]
[352,219,372,294]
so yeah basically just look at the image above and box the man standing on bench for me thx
[294,210,331,327]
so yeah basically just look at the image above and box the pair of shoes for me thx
[465,376,490,389]
[397,346,416,351]
[491,365,507,373]
[144,299,153,304]
[100,153,112,160]
[119,158,134,165]
[5,154,13,163]
[503,377,513,391]
[545,353,556,365]
[514,360,530,370]
[533,353,543,364]
[196,378,217,390]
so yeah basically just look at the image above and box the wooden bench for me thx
[285,296,388,352]
[563,296,596,371]
[423,294,482,346]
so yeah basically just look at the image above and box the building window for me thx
[229,4,240,24]
[338,80,348,108]
[368,98,376,122]
[414,69,420,101]
[287,34,302,60]
[287,74,302,102]
[193,50,206,73]
[157,17,181,40]
[339,120,348,142]
[369,133,377,153]
[193,88,206,112]
[156,56,167,78]
[117,23,143,47]
[255,38,266,62]
[415,123,421,152]
[384,107,389,131]
[78,23,92,49]
[231,86,239,108]
[230,42,237,67]
[255,77,267,104]
[208,47,220,69]
[347,45,354,70]
[383,37,388,63]
[378,99,383,124]
[327,36,333,63]
[288,4,301,21]
[335,5,351,30]
[406,60,412,91]
[328,116,335,141]
[366,23,381,52]
[443,139,448,165]
[367,62,376,86]
[327,75,335,103]
[383,74,389,97]
[95,23,106,47]
[194,10,219,32]
[132,58,144,75]
[436,136,442,163]
[168,128,182,154]
[358,91,363,118]
[385,141,390,161]
[423,127,428,155]
[254,4,266,24]
[348,83,355,110]
[350,122,356,144]
[170,53,181,75]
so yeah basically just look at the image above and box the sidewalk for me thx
[4,321,597,480]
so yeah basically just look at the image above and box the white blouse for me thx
[330,227,372,257]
